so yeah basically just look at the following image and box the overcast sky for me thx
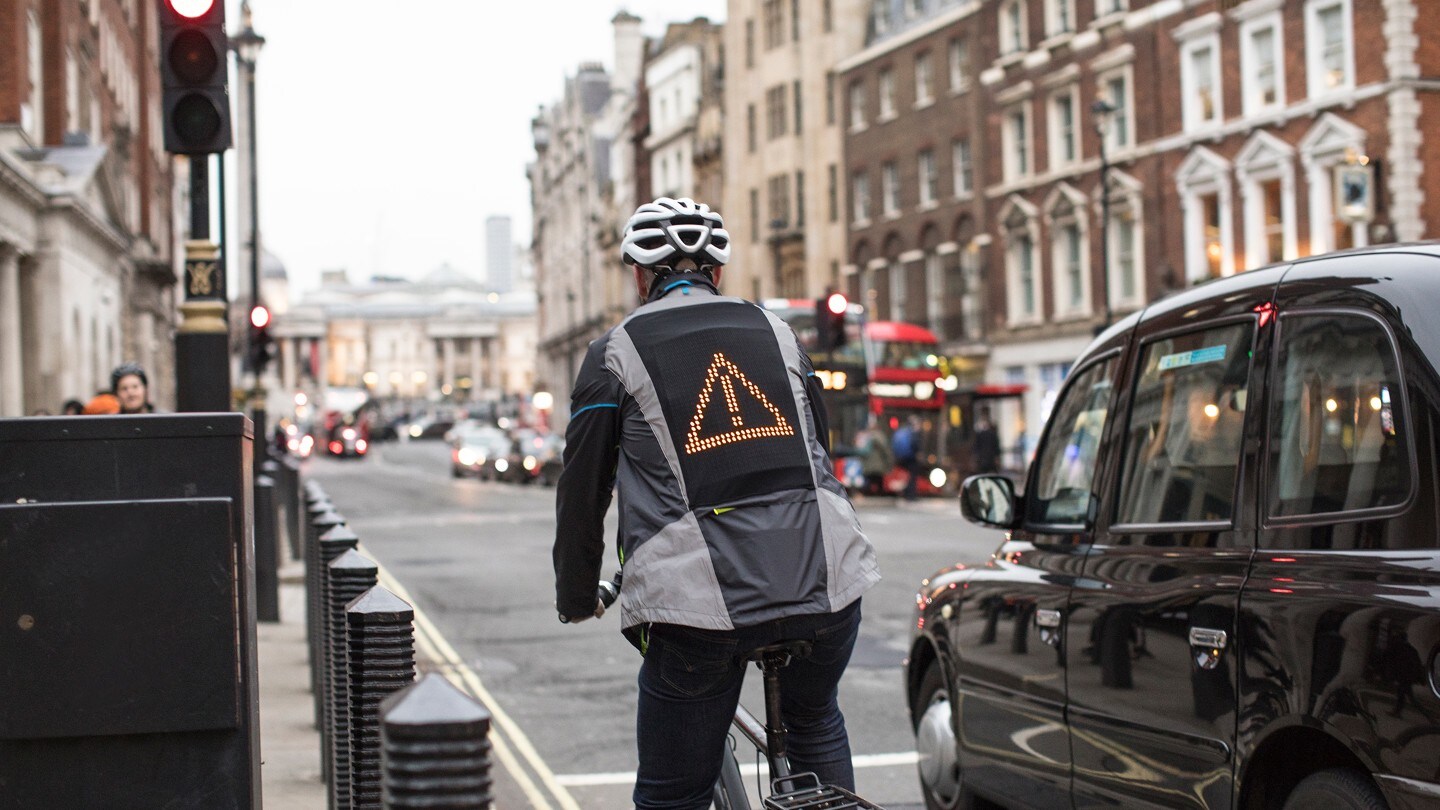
[227,1,727,300]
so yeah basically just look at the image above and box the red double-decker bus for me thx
[762,299,949,495]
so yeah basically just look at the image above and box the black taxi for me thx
[906,243,1440,810]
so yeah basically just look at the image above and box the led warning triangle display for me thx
[684,351,795,455]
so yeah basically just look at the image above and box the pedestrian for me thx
[82,392,120,414]
[552,197,881,809]
[61,399,85,415]
[973,405,1001,475]
[859,418,893,495]
[892,415,922,500]
[110,362,154,414]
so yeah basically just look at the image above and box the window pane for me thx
[1116,322,1254,524]
[1028,358,1118,525]
[1269,314,1410,517]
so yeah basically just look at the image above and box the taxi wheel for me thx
[914,661,969,810]
[1282,769,1385,810]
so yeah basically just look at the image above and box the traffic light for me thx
[820,292,849,351]
[248,304,274,375]
[159,0,231,154]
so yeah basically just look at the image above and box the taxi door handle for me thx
[1189,627,1228,671]
[1035,609,1062,647]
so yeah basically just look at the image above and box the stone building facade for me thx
[0,0,180,415]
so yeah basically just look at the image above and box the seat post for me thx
[760,652,791,783]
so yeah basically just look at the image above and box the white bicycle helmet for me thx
[621,197,731,273]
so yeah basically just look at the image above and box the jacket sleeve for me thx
[553,333,624,619]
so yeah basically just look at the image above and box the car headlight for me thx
[929,467,947,488]
[409,425,422,437]
[523,456,537,471]
[342,428,357,440]
[458,448,479,466]
[495,458,509,473]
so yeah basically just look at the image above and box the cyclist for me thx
[553,197,881,809]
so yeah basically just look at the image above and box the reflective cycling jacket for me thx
[553,275,880,636]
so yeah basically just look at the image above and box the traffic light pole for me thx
[176,156,233,412]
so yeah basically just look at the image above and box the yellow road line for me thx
[367,552,581,810]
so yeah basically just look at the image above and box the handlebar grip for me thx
[598,573,621,608]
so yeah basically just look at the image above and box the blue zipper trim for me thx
[661,279,695,294]
[571,403,618,418]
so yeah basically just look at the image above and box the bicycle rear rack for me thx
[763,772,884,809]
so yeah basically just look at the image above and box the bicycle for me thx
[590,576,885,810]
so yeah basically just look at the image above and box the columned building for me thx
[272,265,537,410]
[0,0,179,415]
[723,0,869,301]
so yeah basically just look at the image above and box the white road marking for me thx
[367,550,580,810]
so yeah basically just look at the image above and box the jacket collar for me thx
[645,272,719,303]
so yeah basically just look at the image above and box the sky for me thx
[227,1,727,300]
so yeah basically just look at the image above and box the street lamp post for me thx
[1091,99,1115,331]
[232,2,266,462]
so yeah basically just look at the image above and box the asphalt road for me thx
[310,439,1006,809]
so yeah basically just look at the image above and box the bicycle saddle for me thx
[742,640,813,668]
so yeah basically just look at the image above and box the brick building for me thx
[0,0,180,415]
[843,0,1439,459]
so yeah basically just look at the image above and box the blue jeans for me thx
[633,599,863,809]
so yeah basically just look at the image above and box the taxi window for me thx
[1115,322,1254,526]
[1027,357,1118,527]
[1268,313,1410,519]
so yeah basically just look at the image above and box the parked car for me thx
[405,415,455,441]
[906,244,1440,810]
[450,426,511,479]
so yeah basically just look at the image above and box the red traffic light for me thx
[827,293,848,315]
[168,0,216,18]
[250,305,271,329]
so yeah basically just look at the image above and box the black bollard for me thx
[324,547,375,810]
[346,586,417,809]
[254,474,280,623]
[283,456,304,560]
[381,673,493,809]
[307,509,346,724]
[314,523,358,751]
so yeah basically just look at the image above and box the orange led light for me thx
[683,352,795,454]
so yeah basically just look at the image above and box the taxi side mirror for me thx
[959,474,1019,529]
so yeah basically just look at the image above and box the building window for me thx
[1050,88,1077,167]
[960,248,982,340]
[878,68,896,119]
[1101,72,1132,149]
[882,161,901,215]
[1000,0,1027,55]
[1097,0,1127,15]
[1113,212,1137,301]
[745,19,756,68]
[1307,0,1353,97]
[764,0,784,49]
[953,138,974,196]
[890,260,906,321]
[792,0,800,41]
[1016,235,1037,317]
[750,188,760,242]
[852,171,871,223]
[1048,0,1075,35]
[915,52,933,107]
[1201,192,1223,278]
[1241,14,1285,116]
[25,9,42,143]
[794,80,804,134]
[1261,178,1284,263]
[828,163,838,222]
[871,0,892,37]
[795,170,806,227]
[823,0,833,32]
[1004,203,1041,323]
[918,149,938,205]
[1181,36,1222,131]
[1049,194,1088,316]
[826,72,836,124]
[766,84,788,139]
[948,37,970,92]
[768,174,792,228]
[925,253,945,336]
[849,80,866,131]
[1004,105,1032,182]
[747,104,757,151]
